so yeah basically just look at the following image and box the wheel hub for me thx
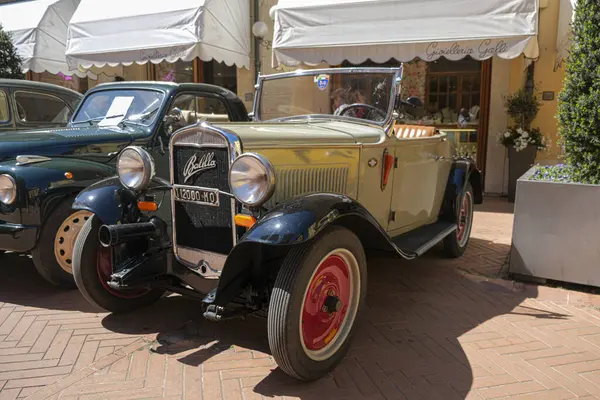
[54,210,93,274]
[300,250,360,361]
[457,191,473,246]
[322,295,343,314]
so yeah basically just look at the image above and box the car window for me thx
[0,90,8,122]
[14,91,72,124]
[168,93,230,130]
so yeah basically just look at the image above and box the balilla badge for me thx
[183,152,217,183]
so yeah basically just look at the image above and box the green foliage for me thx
[557,0,600,184]
[504,88,542,130]
[0,24,23,79]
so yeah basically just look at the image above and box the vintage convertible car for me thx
[0,81,248,287]
[71,68,483,381]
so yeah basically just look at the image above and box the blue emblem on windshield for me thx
[315,74,330,91]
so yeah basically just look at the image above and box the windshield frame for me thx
[253,67,402,128]
[70,87,168,127]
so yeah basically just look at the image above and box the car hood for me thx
[215,120,386,148]
[0,125,146,160]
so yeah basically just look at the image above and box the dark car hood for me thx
[0,125,147,160]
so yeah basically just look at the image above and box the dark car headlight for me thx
[229,153,276,207]
[0,174,16,205]
[117,146,155,191]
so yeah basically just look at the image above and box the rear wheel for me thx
[31,199,91,288]
[72,215,164,313]
[267,226,366,381]
[443,182,474,258]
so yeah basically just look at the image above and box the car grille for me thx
[172,146,233,255]
[170,125,240,278]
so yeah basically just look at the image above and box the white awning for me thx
[0,0,84,76]
[556,0,576,66]
[271,0,539,67]
[65,0,251,71]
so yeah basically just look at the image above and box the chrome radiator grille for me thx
[170,126,238,278]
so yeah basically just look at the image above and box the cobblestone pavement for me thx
[2,197,600,399]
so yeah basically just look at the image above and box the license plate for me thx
[173,185,219,207]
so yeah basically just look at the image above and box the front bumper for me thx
[0,222,38,252]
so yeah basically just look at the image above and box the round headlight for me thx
[117,146,155,191]
[229,153,275,207]
[0,174,16,205]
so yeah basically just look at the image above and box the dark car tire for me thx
[72,215,164,313]
[443,182,474,258]
[268,226,367,381]
[31,198,85,289]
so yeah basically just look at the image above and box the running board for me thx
[391,221,457,256]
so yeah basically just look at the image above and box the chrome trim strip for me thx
[15,155,52,166]
[169,122,243,279]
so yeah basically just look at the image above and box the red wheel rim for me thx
[96,247,149,299]
[456,191,472,246]
[300,249,360,361]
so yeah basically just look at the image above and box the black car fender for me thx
[72,176,169,225]
[440,158,483,222]
[0,158,115,227]
[212,193,402,307]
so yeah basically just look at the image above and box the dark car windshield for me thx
[72,89,165,126]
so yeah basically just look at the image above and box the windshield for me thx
[257,71,397,124]
[72,89,165,126]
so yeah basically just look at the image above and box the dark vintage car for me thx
[0,81,248,287]
[71,68,483,381]
[0,79,82,133]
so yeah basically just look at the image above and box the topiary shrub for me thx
[0,24,23,79]
[556,0,600,184]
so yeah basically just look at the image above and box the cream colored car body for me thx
[216,119,452,237]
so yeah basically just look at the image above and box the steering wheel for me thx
[339,103,387,121]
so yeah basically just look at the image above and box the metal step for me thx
[392,221,456,256]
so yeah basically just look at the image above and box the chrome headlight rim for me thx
[229,152,276,208]
[117,146,155,191]
[0,174,17,205]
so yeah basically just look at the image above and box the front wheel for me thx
[72,216,164,313]
[267,226,367,381]
[443,182,475,258]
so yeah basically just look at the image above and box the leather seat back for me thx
[393,124,436,139]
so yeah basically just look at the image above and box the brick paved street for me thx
[2,197,600,399]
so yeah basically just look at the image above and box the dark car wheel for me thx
[443,182,474,258]
[267,226,367,381]
[31,198,91,289]
[72,215,164,313]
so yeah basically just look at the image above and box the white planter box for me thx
[509,167,600,287]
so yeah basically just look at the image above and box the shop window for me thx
[0,91,8,122]
[156,60,194,83]
[14,91,72,124]
[203,61,237,93]
[426,58,481,126]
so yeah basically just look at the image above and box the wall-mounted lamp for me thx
[252,21,272,50]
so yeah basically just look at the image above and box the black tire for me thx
[31,198,81,289]
[268,226,367,381]
[443,182,474,258]
[72,215,164,313]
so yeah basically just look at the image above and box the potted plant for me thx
[509,0,600,287]
[497,88,548,202]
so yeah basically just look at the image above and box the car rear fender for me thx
[440,158,483,221]
[212,193,409,307]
